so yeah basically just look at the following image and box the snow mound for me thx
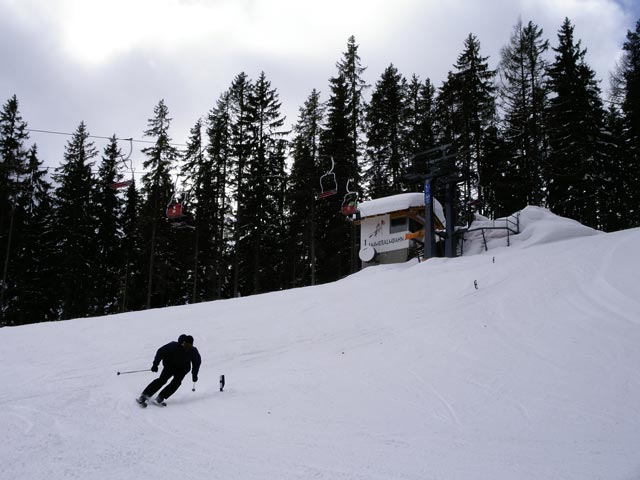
[513,206,601,248]
[461,206,600,256]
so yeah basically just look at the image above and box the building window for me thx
[390,216,407,233]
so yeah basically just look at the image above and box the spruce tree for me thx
[498,20,549,211]
[181,118,207,303]
[452,34,496,209]
[316,37,369,279]
[241,71,288,294]
[205,92,234,299]
[11,145,57,324]
[436,34,496,220]
[52,121,99,319]
[139,99,181,308]
[600,106,628,231]
[0,95,30,324]
[91,137,127,314]
[545,18,606,227]
[286,89,324,287]
[405,75,437,159]
[364,64,407,198]
[336,35,368,190]
[619,19,640,226]
[336,36,368,273]
[318,72,352,282]
[228,73,254,297]
[120,178,144,311]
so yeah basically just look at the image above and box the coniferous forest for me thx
[2,18,640,325]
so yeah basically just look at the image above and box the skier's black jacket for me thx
[152,341,201,377]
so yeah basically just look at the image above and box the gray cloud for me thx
[1,0,637,174]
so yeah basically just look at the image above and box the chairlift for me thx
[166,186,194,229]
[341,179,358,216]
[166,189,188,218]
[318,157,338,199]
[109,138,135,190]
[109,180,133,190]
[166,200,184,219]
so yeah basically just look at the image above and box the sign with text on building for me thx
[360,213,410,253]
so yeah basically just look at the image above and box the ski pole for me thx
[192,382,196,392]
[116,369,150,376]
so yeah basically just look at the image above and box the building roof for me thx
[358,192,445,226]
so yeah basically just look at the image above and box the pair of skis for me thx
[136,397,166,408]
[136,375,225,408]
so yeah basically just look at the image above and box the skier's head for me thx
[180,335,194,349]
[178,334,187,343]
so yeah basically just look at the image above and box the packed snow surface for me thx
[1,206,639,480]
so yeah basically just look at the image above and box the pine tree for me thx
[53,121,99,320]
[92,136,126,315]
[139,99,181,308]
[436,34,496,220]
[228,73,254,297]
[336,36,368,274]
[11,145,57,324]
[286,90,325,287]
[402,75,439,201]
[545,18,606,227]
[600,106,628,231]
[316,37,369,279]
[0,95,30,324]
[181,118,207,303]
[453,34,497,209]
[336,35,368,190]
[364,64,407,198]
[405,75,437,158]
[318,72,352,282]
[119,178,144,311]
[205,92,234,299]
[619,19,640,226]
[498,19,549,211]
[238,72,288,295]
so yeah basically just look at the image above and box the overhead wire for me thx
[25,128,188,147]
[22,126,365,183]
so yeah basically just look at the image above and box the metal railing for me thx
[458,211,521,255]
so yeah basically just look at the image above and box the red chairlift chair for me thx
[341,179,358,216]
[318,157,338,199]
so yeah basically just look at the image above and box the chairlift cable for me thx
[25,128,187,147]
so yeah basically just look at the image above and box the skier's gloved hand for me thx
[151,365,158,373]
[192,374,198,383]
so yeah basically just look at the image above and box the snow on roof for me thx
[358,192,445,225]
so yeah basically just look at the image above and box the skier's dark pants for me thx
[142,367,187,400]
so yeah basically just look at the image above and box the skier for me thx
[137,334,201,407]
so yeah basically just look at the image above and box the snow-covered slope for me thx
[1,207,639,480]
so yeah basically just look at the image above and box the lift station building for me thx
[355,192,445,268]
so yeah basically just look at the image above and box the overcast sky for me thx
[1,0,639,176]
